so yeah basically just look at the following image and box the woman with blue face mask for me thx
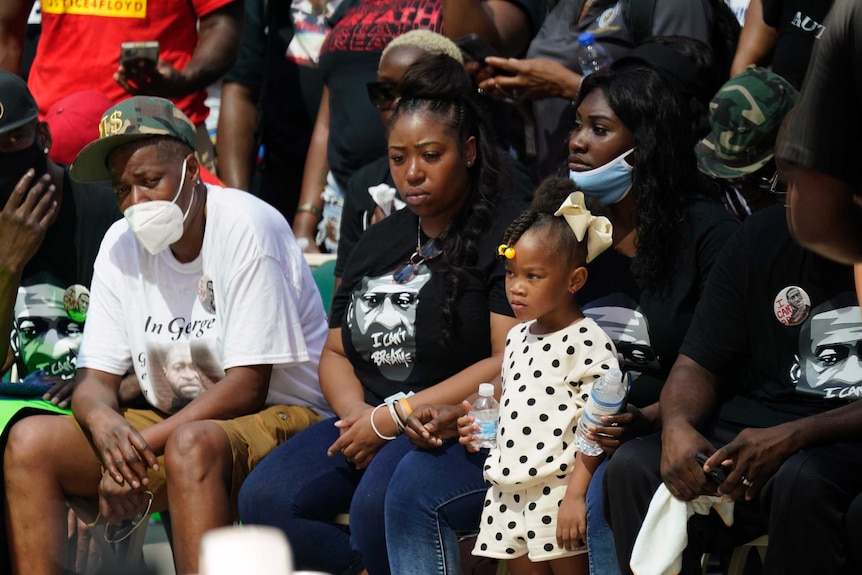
[563,65,740,575]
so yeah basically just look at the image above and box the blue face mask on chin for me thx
[569,149,635,205]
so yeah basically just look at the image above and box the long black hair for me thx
[389,53,505,341]
[574,66,700,291]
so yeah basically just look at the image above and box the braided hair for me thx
[389,53,506,342]
[502,176,587,269]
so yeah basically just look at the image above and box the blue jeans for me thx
[237,417,413,575]
[586,458,621,575]
[385,441,490,574]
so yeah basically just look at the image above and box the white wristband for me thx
[388,401,405,432]
[370,404,397,441]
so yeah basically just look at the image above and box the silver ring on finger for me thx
[741,476,754,488]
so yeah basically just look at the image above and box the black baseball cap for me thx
[0,72,39,135]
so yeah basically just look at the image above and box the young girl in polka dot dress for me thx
[463,177,621,575]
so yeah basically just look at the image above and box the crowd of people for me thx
[0,0,860,575]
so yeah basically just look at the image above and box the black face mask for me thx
[0,139,49,208]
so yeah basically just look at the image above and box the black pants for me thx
[604,430,862,575]
[255,145,307,225]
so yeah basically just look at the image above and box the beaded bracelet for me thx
[370,403,397,441]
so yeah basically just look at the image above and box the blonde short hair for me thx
[381,29,464,66]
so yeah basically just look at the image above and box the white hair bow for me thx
[554,191,613,263]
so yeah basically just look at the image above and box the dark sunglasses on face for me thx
[392,238,444,284]
[367,81,398,111]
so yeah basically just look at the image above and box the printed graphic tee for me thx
[6,174,119,382]
[78,186,331,415]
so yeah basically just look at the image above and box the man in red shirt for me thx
[0,0,242,168]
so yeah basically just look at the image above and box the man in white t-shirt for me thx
[4,96,331,575]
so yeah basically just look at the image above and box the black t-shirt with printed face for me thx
[681,205,858,429]
[761,0,832,89]
[331,199,525,405]
[578,199,739,407]
[10,172,120,379]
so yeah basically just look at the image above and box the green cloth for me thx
[0,398,70,433]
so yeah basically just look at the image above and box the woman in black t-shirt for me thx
[238,54,523,575]
[567,66,737,574]
[385,66,736,575]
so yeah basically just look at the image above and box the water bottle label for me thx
[591,394,624,409]
[478,419,498,438]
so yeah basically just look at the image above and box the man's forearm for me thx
[74,370,124,433]
[442,0,531,57]
[730,0,777,76]
[216,81,259,190]
[784,400,862,451]
[442,0,502,50]
[179,2,243,93]
[0,0,34,73]
[0,268,24,371]
[658,355,719,431]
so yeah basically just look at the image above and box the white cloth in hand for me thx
[630,483,734,575]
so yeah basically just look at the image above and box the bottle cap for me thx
[478,383,494,397]
[606,368,623,384]
[578,32,596,46]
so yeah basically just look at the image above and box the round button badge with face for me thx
[774,285,811,327]
[198,275,216,314]
[63,284,90,324]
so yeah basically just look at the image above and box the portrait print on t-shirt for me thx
[345,265,432,382]
[132,284,222,413]
[11,277,84,380]
[583,294,661,376]
[791,293,862,401]
[146,340,224,413]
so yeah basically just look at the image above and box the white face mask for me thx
[124,158,194,255]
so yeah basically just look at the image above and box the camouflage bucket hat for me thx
[696,66,798,180]
[70,96,197,183]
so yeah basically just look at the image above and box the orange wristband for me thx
[398,397,413,418]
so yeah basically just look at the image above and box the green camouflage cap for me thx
[70,96,196,182]
[696,66,798,179]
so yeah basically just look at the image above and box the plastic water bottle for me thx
[577,32,613,76]
[470,383,499,449]
[575,368,626,456]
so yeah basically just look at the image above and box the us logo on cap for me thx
[0,102,5,121]
[774,285,810,326]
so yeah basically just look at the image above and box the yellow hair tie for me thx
[497,244,515,259]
